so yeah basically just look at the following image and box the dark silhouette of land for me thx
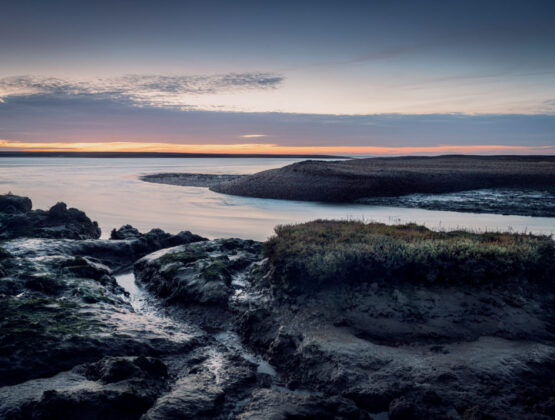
[210,155,555,201]
[0,151,345,159]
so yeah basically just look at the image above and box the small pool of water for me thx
[114,270,280,381]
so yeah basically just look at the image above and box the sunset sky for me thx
[1,0,554,155]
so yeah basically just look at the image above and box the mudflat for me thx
[210,155,555,202]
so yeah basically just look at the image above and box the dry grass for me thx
[263,220,554,291]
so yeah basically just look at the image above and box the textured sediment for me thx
[141,173,245,188]
[1,194,554,419]
[210,155,555,202]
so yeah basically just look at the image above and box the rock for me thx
[236,388,361,419]
[2,357,170,420]
[84,356,168,384]
[2,195,554,418]
[110,224,141,239]
[12,388,156,420]
[0,194,101,240]
[143,351,257,419]
[0,226,202,387]
[0,193,32,214]
[134,238,261,305]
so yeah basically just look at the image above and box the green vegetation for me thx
[0,297,101,337]
[201,259,231,281]
[61,256,109,280]
[159,250,206,266]
[263,220,555,291]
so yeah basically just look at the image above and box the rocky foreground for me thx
[1,194,554,419]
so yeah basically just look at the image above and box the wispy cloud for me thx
[239,134,267,138]
[0,73,284,110]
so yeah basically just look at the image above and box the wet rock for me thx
[0,194,101,240]
[134,238,261,305]
[83,356,168,384]
[0,194,32,214]
[110,224,142,239]
[12,389,155,420]
[2,196,554,418]
[0,231,201,387]
[0,226,207,271]
[143,351,257,419]
[2,357,170,420]
[236,388,361,419]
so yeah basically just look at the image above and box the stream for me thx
[114,271,279,379]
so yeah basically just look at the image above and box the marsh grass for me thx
[263,220,554,290]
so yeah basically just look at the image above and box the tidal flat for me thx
[1,193,554,419]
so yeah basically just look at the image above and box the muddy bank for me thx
[210,155,555,203]
[357,187,555,217]
[1,195,554,419]
[141,173,245,188]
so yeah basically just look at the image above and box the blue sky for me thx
[0,0,554,153]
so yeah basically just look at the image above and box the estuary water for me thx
[1,157,553,240]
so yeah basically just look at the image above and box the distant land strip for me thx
[0,151,347,159]
[141,173,245,188]
[208,155,555,202]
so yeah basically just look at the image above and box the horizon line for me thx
[0,140,554,156]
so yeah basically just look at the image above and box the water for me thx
[115,270,279,380]
[1,157,553,239]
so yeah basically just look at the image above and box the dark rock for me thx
[0,193,32,214]
[84,356,168,384]
[13,388,156,420]
[0,194,101,240]
[143,352,257,419]
[389,396,416,419]
[236,388,361,419]
[134,238,261,305]
[111,224,141,240]
[2,196,554,418]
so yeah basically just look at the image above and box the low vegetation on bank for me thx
[263,220,554,290]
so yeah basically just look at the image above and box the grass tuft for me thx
[263,220,554,291]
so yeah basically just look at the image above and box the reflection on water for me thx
[1,157,553,239]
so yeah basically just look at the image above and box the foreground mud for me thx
[1,194,554,419]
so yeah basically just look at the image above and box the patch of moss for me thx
[200,259,231,281]
[160,262,180,278]
[159,250,205,266]
[77,287,119,304]
[263,220,555,291]
[0,297,101,338]
[61,256,108,280]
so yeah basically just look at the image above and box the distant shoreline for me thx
[141,155,555,217]
[0,151,347,159]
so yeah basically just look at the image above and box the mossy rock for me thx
[159,250,207,266]
[61,257,110,280]
[24,275,66,295]
[200,259,231,282]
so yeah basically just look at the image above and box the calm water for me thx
[1,157,553,240]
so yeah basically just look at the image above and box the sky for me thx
[0,0,554,155]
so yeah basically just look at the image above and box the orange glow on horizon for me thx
[0,139,553,155]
